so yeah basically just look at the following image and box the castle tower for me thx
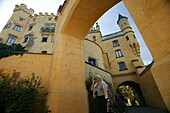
[117,14,140,57]
[96,22,100,31]
[117,14,145,74]
[85,22,102,44]
[0,4,34,44]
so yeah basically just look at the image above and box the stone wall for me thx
[0,53,52,86]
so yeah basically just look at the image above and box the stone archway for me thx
[116,81,146,106]
[47,0,170,112]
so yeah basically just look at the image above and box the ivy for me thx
[0,73,51,113]
[0,43,26,59]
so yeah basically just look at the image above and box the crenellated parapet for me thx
[28,12,57,24]
[13,4,57,20]
[29,12,56,17]
[13,3,34,15]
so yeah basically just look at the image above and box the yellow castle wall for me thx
[0,53,52,86]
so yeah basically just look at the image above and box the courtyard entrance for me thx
[47,0,170,112]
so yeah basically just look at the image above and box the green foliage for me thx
[85,71,99,113]
[0,43,26,59]
[118,85,139,101]
[0,73,50,113]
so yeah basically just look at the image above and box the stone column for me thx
[47,33,88,113]
[123,0,170,111]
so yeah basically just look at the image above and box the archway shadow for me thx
[116,81,146,107]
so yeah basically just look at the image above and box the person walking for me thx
[91,74,110,113]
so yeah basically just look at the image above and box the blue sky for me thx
[0,0,153,65]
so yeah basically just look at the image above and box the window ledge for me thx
[116,55,124,58]
[113,45,120,47]
[119,68,128,71]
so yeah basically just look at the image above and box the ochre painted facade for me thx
[0,0,169,112]
[0,4,56,53]
[0,54,52,86]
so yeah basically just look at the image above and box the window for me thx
[4,23,12,29]
[42,34,48,42]
[48,18,52,21]
[115,49,123,58]
[93,36,96,41]
[45,25,50,28]
[118,62,127,71]
[51,34,54,42]
[133,35,136,39]
[23,35,29,43]
[88,57,97,66]
[0,38,2,42]
[41,51,47,54]
[28,26,33,30]
[33,18,36,21]
[19,18,23,22]
[13,25,21,31]
[112,40,119,47]
[126,36,129,41]
[6,37,15,44]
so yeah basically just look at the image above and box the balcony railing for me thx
[41,26,55,33]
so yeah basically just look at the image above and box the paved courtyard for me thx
[126,106,168,113]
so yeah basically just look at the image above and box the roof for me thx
[117,14,128,24]
[102,31,124,41]
[118,14,127,20]
[88,30,100,34]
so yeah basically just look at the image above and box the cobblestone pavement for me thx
[126,106,168,113]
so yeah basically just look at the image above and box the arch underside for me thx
[61,0,121,39]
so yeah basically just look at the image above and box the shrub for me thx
[0,73,50,113]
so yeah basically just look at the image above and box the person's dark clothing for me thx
[96,96,107,113]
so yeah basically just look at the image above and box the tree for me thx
[0,43,26,59]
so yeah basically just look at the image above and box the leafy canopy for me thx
[0,43,26,59]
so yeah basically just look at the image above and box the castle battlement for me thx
[13,3,34,15]
[37,12,56,17]
[13,4,56,18]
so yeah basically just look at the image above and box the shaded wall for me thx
[138,64,167,111]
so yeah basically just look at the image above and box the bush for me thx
[0,73,50,113]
